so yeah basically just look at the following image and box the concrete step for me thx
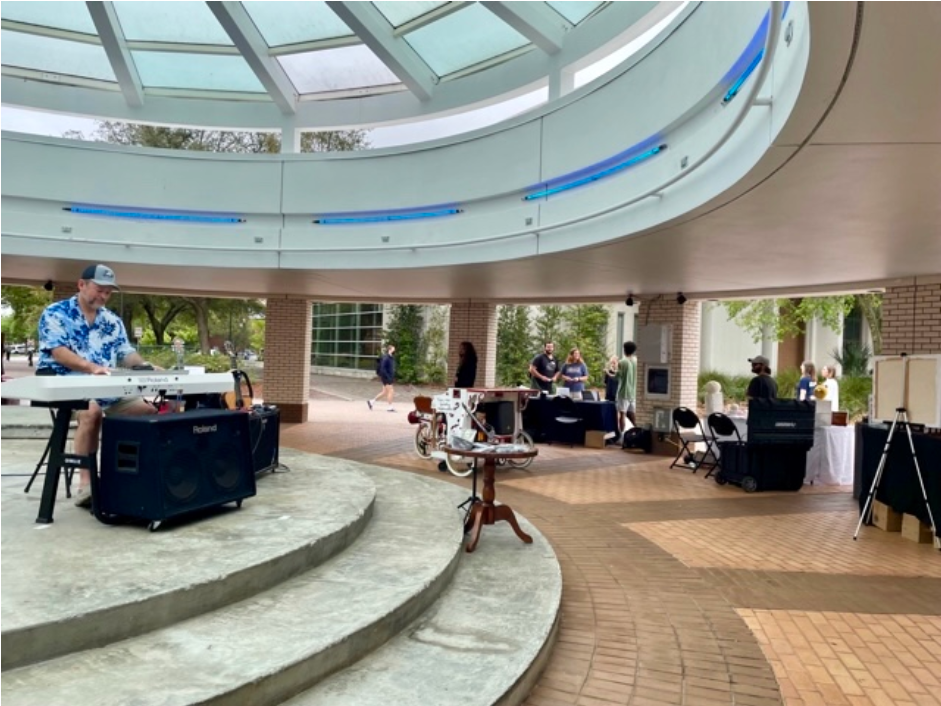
[290,512,562,706]
[1,447,377,670]
[1,463,466,706]
[0,406,75,439]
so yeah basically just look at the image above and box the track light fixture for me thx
[625,294,634,307]
[43,280,54,292]
[676,292,687,305]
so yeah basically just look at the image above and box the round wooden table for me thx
[442,445,538,553]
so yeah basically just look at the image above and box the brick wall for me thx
[53,282,78,302]
[882,276,941,355]
[448,302,497,388]
[263,297,312,423]
[635,297,701,426]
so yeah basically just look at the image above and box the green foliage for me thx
[65,121,370,154]
[775,367,803,401]
[1,285,51,342]
[383,305,425,384]
[839,375,872,421]
[562,304,609,387]
[534,306,567,352]
[496,306,534,386]
[143,348,234,373]
[723,296,856,342]
[698,370,752,404]
[855,293,882,354]
[422,306,448,385]
[831,341,872,377]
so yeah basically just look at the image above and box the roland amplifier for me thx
[249,405,280,475]
[99,409,256,524]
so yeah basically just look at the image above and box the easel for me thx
[854,354,940,549]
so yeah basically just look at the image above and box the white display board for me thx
[873,355,941,428]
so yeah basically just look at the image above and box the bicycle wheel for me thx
[445,453,475,477]
[507,431,535,469]
[413,423,434,459]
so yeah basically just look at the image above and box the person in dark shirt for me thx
[795,360,817,401]
[603,355,619,402]
[454,341,478,388]
[528,342,559,393]
[746,355,778,400]
[368,344,397,412]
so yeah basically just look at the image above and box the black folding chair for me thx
[706,412,746,481]
[669,407,716,473]
[549,396,585,446]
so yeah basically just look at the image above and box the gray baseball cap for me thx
[748,355,770,366]
[81,264,120,289]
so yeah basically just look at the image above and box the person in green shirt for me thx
[616,341,638,435]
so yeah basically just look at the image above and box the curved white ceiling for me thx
[2,2,940,303]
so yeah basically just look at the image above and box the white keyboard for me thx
[1,372,233,403]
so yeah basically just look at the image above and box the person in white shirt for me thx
[820,364,840,410]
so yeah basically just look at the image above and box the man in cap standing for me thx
[37,264,157,507]
[746,355,778,401]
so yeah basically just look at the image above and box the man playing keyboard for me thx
[37,264,157,508]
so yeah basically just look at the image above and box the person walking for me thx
[616,341,638,434]
[368,344,397,412]
[796,361,817,401]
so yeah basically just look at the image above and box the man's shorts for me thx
[72,397,149,419]
[616,399,636,414]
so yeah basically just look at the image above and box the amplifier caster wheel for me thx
[148,521,162,532]
[714,473,728,486]
[742,476,758,493]
[236,499,243,508]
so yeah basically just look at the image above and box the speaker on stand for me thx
[99,409,256,530]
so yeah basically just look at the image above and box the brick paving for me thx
[4,358,939,705]
[278,383,941,706]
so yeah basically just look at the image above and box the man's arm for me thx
[50,347,110,375]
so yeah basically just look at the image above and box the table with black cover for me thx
[522,396,618,444]
[855,424,941,536]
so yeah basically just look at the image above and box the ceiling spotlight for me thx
[676,292,687,305]
[43,280,54,292]
[625,294,634,307]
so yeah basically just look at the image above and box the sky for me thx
[0,4,683,149]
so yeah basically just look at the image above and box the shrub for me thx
[839,375,871,422]
[698,370,751,404]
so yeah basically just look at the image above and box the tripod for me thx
[854,405,939,548]
[457,459,480,525]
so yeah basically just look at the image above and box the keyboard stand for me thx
[36,400,95,525]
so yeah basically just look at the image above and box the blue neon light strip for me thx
[524,145,666,200]
[722,48,764,104]
[66,206,243,223]
[722,3,787,105]
[314,208,462,224]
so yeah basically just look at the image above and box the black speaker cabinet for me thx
[100,409,256,524]
[250,406,280,475]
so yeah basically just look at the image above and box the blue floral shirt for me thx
[38,296,136,377]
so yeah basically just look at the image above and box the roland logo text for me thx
[193,424,218,434]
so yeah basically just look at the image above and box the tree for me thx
[855,293,882,354]
[423,306,448,385]
[535,305,568,353]
[723,296,856,342]
[384,305,425,384]
[1,285,51,342]
[64,121,370,154]
[563,304,610,387]
[496,305,534,386]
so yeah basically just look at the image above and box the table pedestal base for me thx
[462,457,533,553]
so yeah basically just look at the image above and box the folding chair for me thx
[549,396,585,446]
[669,407,716,473]
[706,412,746,482]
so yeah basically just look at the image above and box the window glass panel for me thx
[132,51,265,92]
[1,30,116,81]
[1,2,96,35]
[374,1,448,28]
[114,2,233,45]
[244,1,353,46]
[278,45,399,94]
[546,2,603,25]
[404,3,529,76]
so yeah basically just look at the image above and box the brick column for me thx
[448,302,497,387]
[881,276,941,355]
[635,297,701,427]
[264,297,312,423]
[53,281,78,302]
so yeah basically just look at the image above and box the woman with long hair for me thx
[559,347,589,400]
[454,341,478,388]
